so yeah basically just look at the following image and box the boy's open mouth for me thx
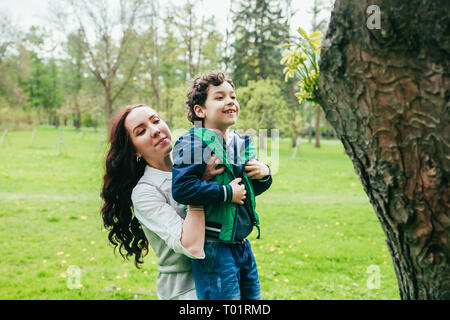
[224,109,236,114]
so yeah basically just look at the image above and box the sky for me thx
[0,0,333,34]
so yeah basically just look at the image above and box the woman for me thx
[100,104,223,299]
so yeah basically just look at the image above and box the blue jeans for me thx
[191,239,261,300]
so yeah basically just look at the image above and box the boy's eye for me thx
[216,96,223,99]
[153,118,160,124]
[137,129,145,136]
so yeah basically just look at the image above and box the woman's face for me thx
[124,106,172,163]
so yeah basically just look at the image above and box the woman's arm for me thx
[179,155,225,257]
[180,205,205,258]
[132,185,204,259]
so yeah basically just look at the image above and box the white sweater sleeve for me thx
[131,184,204,259]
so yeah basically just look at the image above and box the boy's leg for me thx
[191,241,241,300]
[239,239,261,300]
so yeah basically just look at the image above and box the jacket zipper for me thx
[243,177,259,236]
[225,164,238,242]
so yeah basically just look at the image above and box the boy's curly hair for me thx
[185,70,235,124]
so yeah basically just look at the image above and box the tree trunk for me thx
[105,87,113,120]
[73,111,81,130]
[317,0,450,299]
[187,4,194,79]
[289,82,298,147]
[308,104,313,143]
[315,105,321,148]
[73,95,81,130]
[326,120,331,140]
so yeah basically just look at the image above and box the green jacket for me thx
[172,128,271,242]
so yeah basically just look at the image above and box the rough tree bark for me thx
[317,0,449,299]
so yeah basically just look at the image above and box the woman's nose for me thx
[149,124,160,137]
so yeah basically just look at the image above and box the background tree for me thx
[138,0,162,112]
[51,0,151,120]
[22,27,63,126]
[0,14,17,66]
[309,0,330,148]
[157,9,189,128]
[62,30,85,129]
[173,0,203,80]
[283,0,303,148]
[280,27,322,150]
[230,0,288,87]
[236,79,289,149]
[0,15,29,115]
[317,0,449,299]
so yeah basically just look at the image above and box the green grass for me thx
[0,126,400,299]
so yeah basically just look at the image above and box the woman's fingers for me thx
[245,169,258,177]
[207,154,217,164]
[213,166,225,175]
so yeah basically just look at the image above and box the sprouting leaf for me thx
[310,39,321,50]
[281,26,321,103]
[280,55,290,65]
[277,43,291,49]
[297,27,308,39]
[309,30,322,41]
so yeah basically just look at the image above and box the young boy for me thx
[172,70,272,300]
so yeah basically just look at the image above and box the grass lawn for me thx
[0,126,400,299]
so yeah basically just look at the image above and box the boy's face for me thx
[194,81,239,133]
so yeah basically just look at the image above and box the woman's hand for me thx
[202,154,225,181]
[244,159,270,180]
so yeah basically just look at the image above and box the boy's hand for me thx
[202,154,225,181]
[229,178,246,205]
[244,159,270,180]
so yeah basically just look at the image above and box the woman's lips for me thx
[156,137,167,146]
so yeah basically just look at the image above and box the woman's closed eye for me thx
[137,129,145,136]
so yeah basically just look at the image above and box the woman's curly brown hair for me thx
[185,70,235,125]
[100,104,149,268]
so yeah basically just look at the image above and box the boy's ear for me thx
[193,105,206,119]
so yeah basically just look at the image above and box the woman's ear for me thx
[193,105,206,119]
